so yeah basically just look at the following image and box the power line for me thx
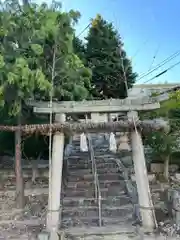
[137,50,180,82]
[148,43,161,71]
[142,60,180,84]
[132,38,149,60]
[137,50,180,81]
[77,23,91,37]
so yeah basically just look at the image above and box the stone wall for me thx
[150,163,179,174]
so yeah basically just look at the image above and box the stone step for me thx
[69,168,119,175]
[68,149,113,155]
[67,154,115,163]
[64,188,107,198]
[62,205,133,219]
[72,136,107,142]
[71,145,110,150]
[68,162,118,170]
[62,224,136,239]
[64,188,125,198]
[67,152,90,158]
[73,146,109,151]
[67,179,125,189]
[68,160,119,167]
[69,149,112,156]
[63,196,131,207]
[68,173,122,182]
[62,214,132,228]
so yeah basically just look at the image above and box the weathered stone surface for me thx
[68,173,122,182]
[38,231,50,240]
[175,173,180,181]
[150,163,179,174]
[150,163,164,173]
[120,156,133,166]
[63,195,130,208]
[169,164,179,173]
[131,174,156,183]
[67,179,125,189]
[61,135,134,231]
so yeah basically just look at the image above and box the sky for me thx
[35,0,180,85]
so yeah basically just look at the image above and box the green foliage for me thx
[31,44,43,56]
[0,0,92,113]
[145,131,178,161]
[73,36,86,62]
[0,0,92,158]
[53,52,92,101]
[84,14,137,99]
[143,90,180,163]
[30,2,92,101]
[0,0,52,115]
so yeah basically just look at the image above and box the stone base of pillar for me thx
[38,231,60,240]
[49,231,59,240]
[46,210,60,232]
[38,231,50,240]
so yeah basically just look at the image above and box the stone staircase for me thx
[62,134,135,239]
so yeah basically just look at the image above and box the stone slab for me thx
[131,174,156,182]
[0,187,48,197]
[150,163,179,174]
[63,224,136,236]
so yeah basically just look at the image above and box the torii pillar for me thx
[46,113,65,238]
[128,111,156,230]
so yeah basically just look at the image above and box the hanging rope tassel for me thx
[109,132,117,153]
[80,133,88,152]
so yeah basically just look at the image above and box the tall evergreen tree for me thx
[85,14,137,99]
[73,36,86,62]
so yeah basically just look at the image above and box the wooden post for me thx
[46,113,65,234]
[128,111,156,230]
[15,101,24,209]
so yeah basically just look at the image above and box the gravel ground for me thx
[0,179,47,239]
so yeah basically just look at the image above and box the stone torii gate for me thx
[29,98,165,238]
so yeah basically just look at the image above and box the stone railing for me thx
[87,134,102,227]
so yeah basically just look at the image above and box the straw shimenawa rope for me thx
[0,119,169,134]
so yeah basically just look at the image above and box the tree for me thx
[0,0,92,104]
[73,36,86,63]
[143,91,180,181]
[33,3,92,101]
[84,14,137,99]
[0,0,52,208]
[0,0,92,208]
[145,131,178,180]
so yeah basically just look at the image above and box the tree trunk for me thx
[163,155,170,181]
[15,102,24,209]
